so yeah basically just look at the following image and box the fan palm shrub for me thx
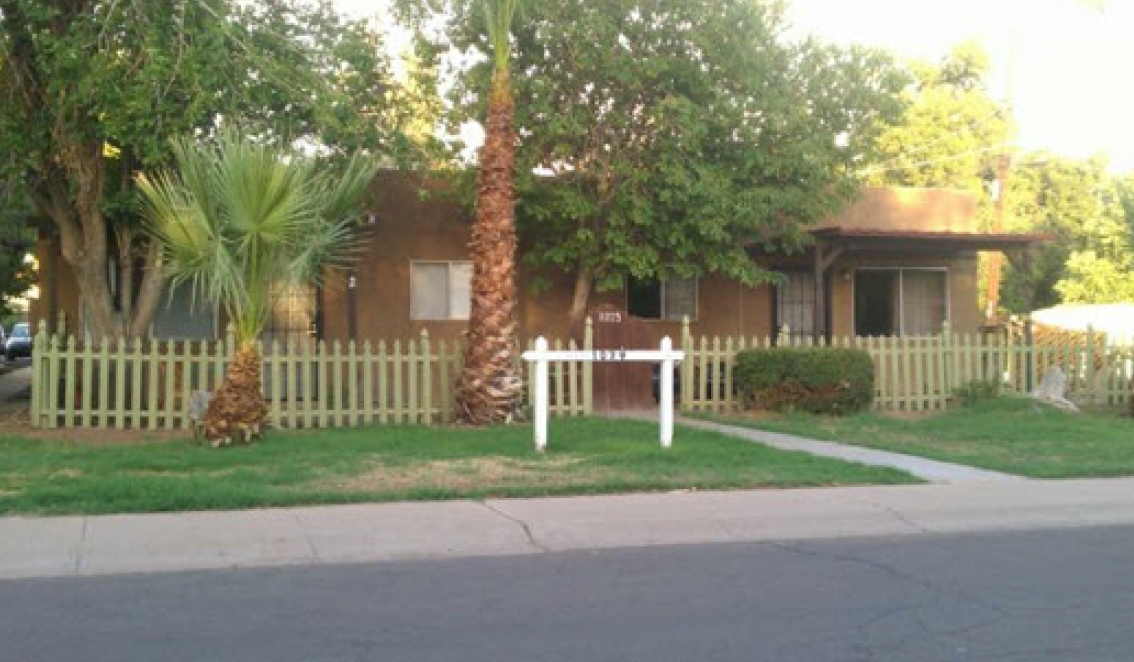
[139,133,376,444]
[454,0,524,424]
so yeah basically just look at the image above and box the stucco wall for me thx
[816,186,978,234]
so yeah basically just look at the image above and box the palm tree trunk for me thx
[204,342,269,445]
[455,67,523,424]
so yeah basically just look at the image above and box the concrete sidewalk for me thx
[5,477,1134,580]
[680,416,1023,484]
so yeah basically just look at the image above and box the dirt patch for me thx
[0,403,190,445]
[315,455,611,493]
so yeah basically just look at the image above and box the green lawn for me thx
[706,398,1134,479]
[0,417,916,515]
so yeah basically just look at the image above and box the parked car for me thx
[5,323,31,361]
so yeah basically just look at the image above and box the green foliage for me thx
[951,379,1001,407]
[407,0,907,296]
[138,133,377,345]
[734,347,874,415]
[0,0,430,337]
[864,41,1008,193]
[0,192,35,320]
[1002,154,1134,310]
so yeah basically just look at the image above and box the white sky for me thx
[334,0,1134,173]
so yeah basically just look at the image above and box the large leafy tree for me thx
[863,42,1009,191]
[451,0,525,425]
[1003,154,1134,310]
[0,0,412,340]
[411,0,906,326]
[139,133,376,444]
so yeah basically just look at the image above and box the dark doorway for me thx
[854,270,897,336]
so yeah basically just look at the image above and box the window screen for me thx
[776,272,815,338]
[854,269,947,337]
[663,278,697,321]
[902,270,947,335]
[411,261,472,320]
[151,282,217,340]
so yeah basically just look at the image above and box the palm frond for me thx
[140,130,374,345]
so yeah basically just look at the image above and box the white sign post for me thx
[521,336,685,452]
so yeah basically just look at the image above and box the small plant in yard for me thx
[139,132,376,446]
[734,347,874,415]
[952,379,1001,407]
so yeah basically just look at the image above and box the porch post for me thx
[813,242,827,343]
[813,241,844,343]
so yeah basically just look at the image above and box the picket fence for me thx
[679,322,1134,414]
[29,319,1133,430]
[29,322,593,430]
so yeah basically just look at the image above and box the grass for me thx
[0,417,917,515]
[705,398,1134,479]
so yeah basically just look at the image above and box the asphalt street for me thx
[4,525,1134,662]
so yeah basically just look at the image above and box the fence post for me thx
[660,336,675,448]
[583,317,594,415]
[940,321,951,409]
[533,337,549,452]
[421,329,432,425]
[680,316,692,413]
[29,321,46,428]
[1023,315,1036,393]
[1085,325,1097,405]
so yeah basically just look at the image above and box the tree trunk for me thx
[204,343,268,445]
[566,263,593,329]
[37,172,165,341]
[454,67,523,425]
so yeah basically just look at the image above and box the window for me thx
[627,277,697,321]
[263,282,317,346]
[854,268,947,336]
[151,282,218,340]
[775,272,815,338]
[411,261,472,320]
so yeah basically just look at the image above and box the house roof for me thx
[809,227,1053,252]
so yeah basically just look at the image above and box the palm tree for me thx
[139,133,376,445]
[454,0,524,424]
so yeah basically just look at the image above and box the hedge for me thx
[733,347,874,415]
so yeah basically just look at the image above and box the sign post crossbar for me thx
[521,336,684,452]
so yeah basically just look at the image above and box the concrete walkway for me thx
[0,364,31,403]
[4,477,1134,580]
[680,416,1024,484]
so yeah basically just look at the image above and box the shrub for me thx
[734,347,874,415]
[952,379,1000,407]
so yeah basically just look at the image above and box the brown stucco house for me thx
[29,172,1046,346]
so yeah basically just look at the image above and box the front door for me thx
[588,304,655,412]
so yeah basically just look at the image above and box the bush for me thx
[952,379,1000,407]
[734,347,874,415]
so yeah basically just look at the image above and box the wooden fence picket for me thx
[29,320,1132,429]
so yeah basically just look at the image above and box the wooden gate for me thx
[586,304,655,412]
